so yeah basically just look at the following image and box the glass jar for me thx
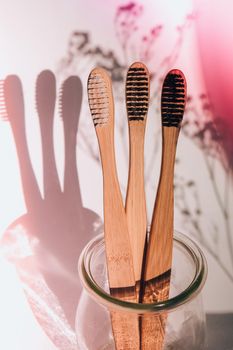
[76,231,208,350]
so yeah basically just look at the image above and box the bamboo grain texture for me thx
[141,128,179,350]
[88,66,186,350]
[125,62,149,299]
[141,69,186,349]
[88,67,140,349]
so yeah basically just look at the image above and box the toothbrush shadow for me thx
[0,71,102,344]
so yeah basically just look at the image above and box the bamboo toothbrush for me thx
[36,70,62,201]
[141,69,187,349]
[87,67,140,349]
[125,62,149,300]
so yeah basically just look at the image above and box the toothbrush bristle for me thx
[126,62,149,121]
[88,68,112,127]
[161,69,186,127]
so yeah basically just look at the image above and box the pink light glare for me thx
[195,0,233,129]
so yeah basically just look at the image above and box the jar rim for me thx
[78,231,207,314]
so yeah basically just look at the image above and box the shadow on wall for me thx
[206,313,233,350]
[0,71,102,350]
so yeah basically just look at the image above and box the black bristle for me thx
[126,64,149,121]
[161,70,186,127]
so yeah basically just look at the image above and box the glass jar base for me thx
[77,231,208,350]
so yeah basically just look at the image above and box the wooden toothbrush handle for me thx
[141,313,167,350]
[145,127,179,281]
[111,289,140,350]
[141,271,171,349]
[126,123,147,286]
[98,127,135,288]
[141,127,179,349]
[111,311,140,350]
[97,127,140,349]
